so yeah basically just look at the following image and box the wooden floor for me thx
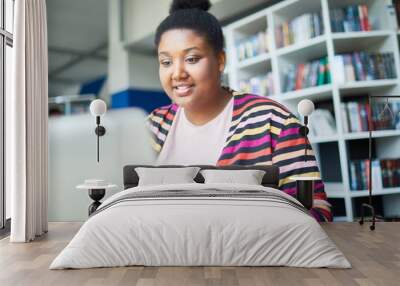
[0,222,399,286]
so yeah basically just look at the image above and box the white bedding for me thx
[50,183,351,269]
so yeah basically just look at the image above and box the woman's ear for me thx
[217,51,226,73]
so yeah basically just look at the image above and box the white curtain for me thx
[9,0,48,242]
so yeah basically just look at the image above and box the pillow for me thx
[200,169,266,185]
[135,167,201,186]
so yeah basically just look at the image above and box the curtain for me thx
[9,0,48,242]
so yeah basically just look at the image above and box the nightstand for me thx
[76,180,117,215]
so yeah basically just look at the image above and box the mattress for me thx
[50,183,351,269]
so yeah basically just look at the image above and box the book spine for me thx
[346,6,355,32]
[341,102,349,133]
[361,5,371,31]
[353,5,361,31]
[360,160,367,190]
[359,102,368,131]
[356,102,363,132]
[358,5,365,31]
[381,160,389,188]
[282,22,290,47]
[372,160,383,190]
[333,55,345,84]
[325,57,331,84]
[350,161,357,190]
[275,26,283,48]
[317,58,326,86]
[344,54,356,81]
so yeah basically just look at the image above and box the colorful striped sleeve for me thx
[271,114,333,222]
[147,104,177,153]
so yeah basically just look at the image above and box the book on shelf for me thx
[308,109,336,137]
[341,100,400,132]
[330,4,371,33]
[381,159,400,188]
[282,56,330,92]
[333,52,396,84]
[239,72,274,96]
[349,159,370,191]
[236,29,269,62]
[348,159,392,191]
[275,12,323,48]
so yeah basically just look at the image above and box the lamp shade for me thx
[297,99,315,117]
[90,99,107,116]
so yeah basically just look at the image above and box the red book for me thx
[357,102,364,132]
[362,5,371,31]
[365,100,372,131]
[295,63,305,90]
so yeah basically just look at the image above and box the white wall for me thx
[109,0,162,95]
[108,0,131,94]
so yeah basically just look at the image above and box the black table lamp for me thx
[89,99,107,162]
[290,99,320,210]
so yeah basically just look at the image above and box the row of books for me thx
[330,4,371,33]
[341,101,400,133]
[282,56,330,92]
[349,159,400,191]
[381,159,400,188]
[236,30,270,62]
[333,52,396,83]
[239,72,274,97]
[275,12,323,48]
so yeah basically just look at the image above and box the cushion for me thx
[135,167,201,186]
[200,169,266,185]
[123,165,280,189]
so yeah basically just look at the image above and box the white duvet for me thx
[50,183,351,269]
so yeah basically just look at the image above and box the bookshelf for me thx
[224,0,400,221]
[48,94,96,116]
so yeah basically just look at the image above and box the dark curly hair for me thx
[154,0,224,54]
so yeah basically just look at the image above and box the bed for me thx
[50,165,350,269]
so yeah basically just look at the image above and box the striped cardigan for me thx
[148,92,332,222]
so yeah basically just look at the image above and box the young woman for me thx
[148,0,332,222]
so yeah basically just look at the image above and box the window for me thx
[1,0,14,230]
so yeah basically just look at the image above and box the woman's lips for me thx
[174,85,194,97]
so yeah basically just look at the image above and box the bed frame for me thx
[123,165,280,189]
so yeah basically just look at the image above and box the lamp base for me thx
[295,179,314,210]
[359,203,376,231]
[88,189,106,216]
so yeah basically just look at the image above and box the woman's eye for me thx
[160,60,171,67]
[186,57,199,64]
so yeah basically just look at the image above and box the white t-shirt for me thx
[156,97,234,165]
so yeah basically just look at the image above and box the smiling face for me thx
[158,29,225,111]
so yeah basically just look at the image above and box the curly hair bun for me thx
[169,0,212,14]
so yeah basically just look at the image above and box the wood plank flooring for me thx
[0,222,399,286]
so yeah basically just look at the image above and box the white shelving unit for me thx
[48,94,96,116]
[223,0,400,221]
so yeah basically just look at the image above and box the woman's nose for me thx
[172,61,188,80]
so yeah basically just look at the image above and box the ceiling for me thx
[47,0,109,97]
